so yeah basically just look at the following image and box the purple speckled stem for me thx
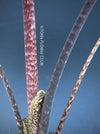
[56,38,100,134]
[0,65,24,134]
[23,0,39,114]
[38,0,97,134]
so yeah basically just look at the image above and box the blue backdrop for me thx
[0,0,100,133]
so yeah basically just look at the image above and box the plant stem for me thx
[23,0,39,114]
[0,65,24,134]
[38,0,97,133]
[56,37,100,134]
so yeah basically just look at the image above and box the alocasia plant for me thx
[0,0,100,134]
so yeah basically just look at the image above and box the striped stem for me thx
[0,65,24,134]
[23,0,39,114]
[56,37,100,134]
[38,0,97,133]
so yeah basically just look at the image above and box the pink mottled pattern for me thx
[23,0,39,113]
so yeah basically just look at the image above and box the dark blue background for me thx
[0,0,100,133]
